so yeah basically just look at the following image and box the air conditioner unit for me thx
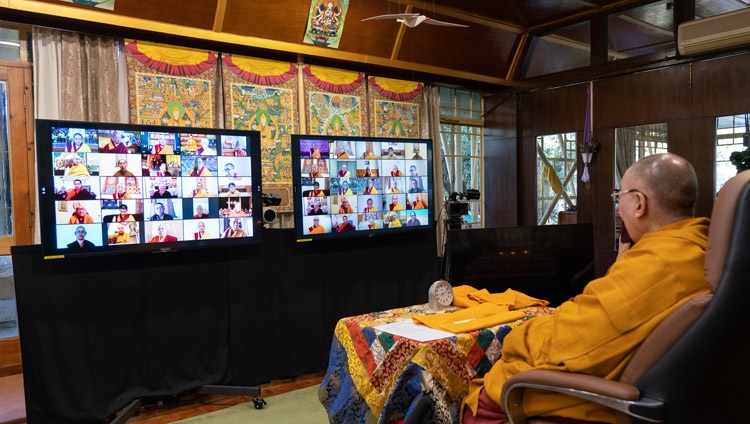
[677,8,750,56]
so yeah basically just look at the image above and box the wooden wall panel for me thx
[668,117,717,219]
[596,66,691,129]
[222,0,333,49]
[116,0,217,31]
[0,338,22,377]
[483,93,518,228]
[400,25,516,78]
[689,55,750,118]
[520,83,587,137]
[485,51,750,278]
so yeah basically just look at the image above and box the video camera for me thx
[446,189,481,229]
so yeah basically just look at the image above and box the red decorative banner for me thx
[222,55,298,85]
[304,65,364,93]
[125,40,217,76]
[368,76,423,101]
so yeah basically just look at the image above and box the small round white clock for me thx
[428,280,454,311]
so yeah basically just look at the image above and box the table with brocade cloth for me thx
[318,303,555,424]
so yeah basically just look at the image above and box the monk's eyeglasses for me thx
[610,188,644,204]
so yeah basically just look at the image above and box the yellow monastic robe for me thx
[66,164,90,177]
[309,225,326,234]
[463,217,710,423]
[111,232,131,244]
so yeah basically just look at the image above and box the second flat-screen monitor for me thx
[291,135,434,241]
[35,119,263,258]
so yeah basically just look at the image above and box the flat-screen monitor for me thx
[448,224,595,307]
[35,119,263,258]
[291,135,434,241]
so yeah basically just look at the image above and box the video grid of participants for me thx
[51,127,255,249]
[299,139,430,235]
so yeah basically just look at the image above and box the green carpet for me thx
[174,385,329,424]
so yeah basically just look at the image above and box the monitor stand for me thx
[109,384,264,423]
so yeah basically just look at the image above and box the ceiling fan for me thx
[362,13,468,28]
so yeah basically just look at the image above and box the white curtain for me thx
[421,85,446,256]
[31,27,127,242]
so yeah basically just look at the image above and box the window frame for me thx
[536,132,578,225]
[438,88,484,229]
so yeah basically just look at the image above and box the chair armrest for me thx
[501,370,665,424]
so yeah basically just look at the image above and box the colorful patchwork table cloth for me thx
[319,304,555,423]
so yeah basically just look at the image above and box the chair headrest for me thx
[705,170,750,291]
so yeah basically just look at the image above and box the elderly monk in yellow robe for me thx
[462,153,711,424]
[309,217,326,234]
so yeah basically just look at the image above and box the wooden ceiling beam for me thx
[529,0,657,34]
[212,0,228,33]
[616,14,673,37]
[506,32,530,81]
[0,0,515,87]
[390,5,411,61]
[388,0,525,33]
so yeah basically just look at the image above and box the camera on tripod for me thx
[446,189,480,229]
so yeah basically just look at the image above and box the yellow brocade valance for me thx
[222,55,297,85]
[125,40,217,76]
[369,76,423,101]
[304,65,364,93]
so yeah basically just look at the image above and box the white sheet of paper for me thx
[373,319,455,342]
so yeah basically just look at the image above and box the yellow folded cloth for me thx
[412,303,526,333]
[452,284,483,308]
[469,288,549,310]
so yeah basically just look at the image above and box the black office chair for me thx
[501,170,750,423]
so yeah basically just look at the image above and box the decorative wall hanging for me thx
[303,65,367,136]
[126,40,217,127]
[222,55,300,211]
[61,0,115,11]
[303,0,350,48]
[579,82,599,189]
[368,76,423,138]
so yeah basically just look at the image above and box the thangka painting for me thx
[303,0,350,48]
[222,55,300,211]
[368,76,423,139]
[126,40,217,128]
[222,55,299,185]
[303,65,368,137]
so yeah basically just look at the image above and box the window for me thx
[614,122,667,248]
[716,113,748,195]
[439,88,484,229]
[537,133,577,225]
[0,25,33,346]
[524,22,591,79]
[606,1,675,63]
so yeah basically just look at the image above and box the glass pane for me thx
[607,1,674,62]
[0,255,17,339]
[524,22,591,79]
[440,129,452,156]
[0,29,21,62]
[0,82,12,236]
[441,156,453,200]
[614,122,668,248]
[460,127,481,156]
[536,133,577,225]
[451,156,462,193]
[464,201,481,226]
[715,113,749,194]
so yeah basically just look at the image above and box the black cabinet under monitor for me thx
[447,224,594,307]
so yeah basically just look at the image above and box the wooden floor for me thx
[0,371,325,424]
